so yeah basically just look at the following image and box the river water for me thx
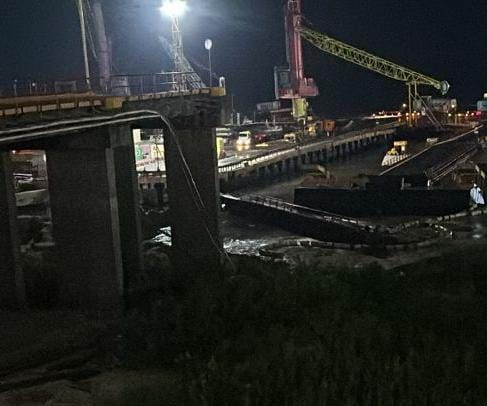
[154,140,487,266]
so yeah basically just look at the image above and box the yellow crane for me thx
[300,26,450,128]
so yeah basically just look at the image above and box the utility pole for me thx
[76,0,91,89]
[205,39,213,87]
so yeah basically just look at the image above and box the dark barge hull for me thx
[294,187,470,217]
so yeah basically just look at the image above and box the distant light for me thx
[205,39,213,51]
[160,0,187,18]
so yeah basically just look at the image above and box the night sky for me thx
[1,0,486,117]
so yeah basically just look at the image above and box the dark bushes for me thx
[125,247,487,405]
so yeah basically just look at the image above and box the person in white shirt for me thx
[470,184,485,206]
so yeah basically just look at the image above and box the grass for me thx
[124,246,487,405]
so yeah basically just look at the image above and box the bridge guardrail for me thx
[218,124,400,174]
[0,72,201,99]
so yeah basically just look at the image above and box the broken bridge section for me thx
[0,90,226,312]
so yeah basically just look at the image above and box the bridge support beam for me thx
[164,122,222,270]
[0,152,26,309]
[46,127,141,313]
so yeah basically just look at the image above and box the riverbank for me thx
[3,242,486,404]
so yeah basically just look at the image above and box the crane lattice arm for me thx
[300,26,449,95]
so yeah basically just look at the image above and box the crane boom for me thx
[300,26,450,95]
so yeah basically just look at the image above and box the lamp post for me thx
[160,0,188,91]
[205,39,213,87]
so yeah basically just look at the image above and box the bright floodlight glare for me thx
[161,0,187,18]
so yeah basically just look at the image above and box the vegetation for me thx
[125,246,487,405]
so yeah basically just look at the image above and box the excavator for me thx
[276,0,450,130]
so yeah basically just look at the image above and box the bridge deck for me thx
[0,87,225,119]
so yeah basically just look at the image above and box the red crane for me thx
[275,0,319,100]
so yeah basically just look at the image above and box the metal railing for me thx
[0,72,204,99]
[243,194,379,232]
[218,123,400,174]
[427,144,479,183]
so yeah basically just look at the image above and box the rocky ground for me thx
[0,369,177,405]
[0,309,180,405]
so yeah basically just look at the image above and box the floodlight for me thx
[160,0,187,18]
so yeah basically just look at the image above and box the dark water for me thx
[221,144,390,255]
[155,142,487,257]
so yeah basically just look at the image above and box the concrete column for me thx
[267,164,275,176]
[277,161,283,174]
[110,126,143,290]
[325,147,332,161]
[293,156,300,171]
[0,152,26,309]
[46,128,139,313]
[164,121,222,270]
[284,158,291,172]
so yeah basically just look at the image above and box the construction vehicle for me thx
[276,0,450,130]
[236,131,252,151]
[381,141,409,166]
[274,0,319,120]
[284,132,297,143]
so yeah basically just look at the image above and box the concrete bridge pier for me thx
[164,117,222,271]
[334,145,340,158]
[276,161,284,174]
[0,152,26,309]
[45,126,141,313]
[325,146,333,161]
[284,158,292,172]
[268,164,277,176]
[293,156,300,171]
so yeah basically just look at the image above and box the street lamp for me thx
[205,39,213,87]
[160,0,188,91]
